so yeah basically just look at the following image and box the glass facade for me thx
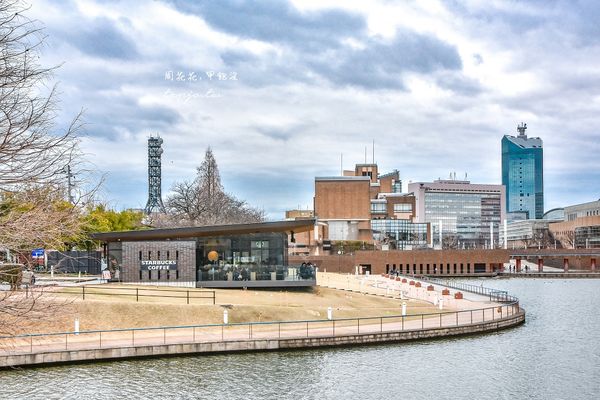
[424,192,502,247]
[575,226,600,249]
[502,135,544,219]
[371,219,428,249]
[196,233,312,282]
[393,203,412,212]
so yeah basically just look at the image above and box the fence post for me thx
[82,286,85,300]
[132,330,134,346]
[421,314,424,329]
[402,315,404,330]
[164,328,166,344]
[30,335,33,353]
[99,331,102,348]
[456,312,458,326]
[306,322,309,337]
[136,288,139,302]
[439,313,442,328]
[193,327,196,342]
[357,318,360,334]
[380,317,383,333]
[213,291,216,305]
[221,324,224,341]
[333,320,335,336]
[279,323,281,339]
[65,334,68,350]
[471,310,473,324]
[187,290,190,305]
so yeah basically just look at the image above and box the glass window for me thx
[393,203,412,212]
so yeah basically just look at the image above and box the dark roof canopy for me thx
[91,219,316,242]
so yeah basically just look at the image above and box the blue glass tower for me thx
[502,123,544,219]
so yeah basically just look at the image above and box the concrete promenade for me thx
[0,274,524,368]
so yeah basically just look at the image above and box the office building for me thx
[408,179,506,249]
[502,123,544,219]
[550,200,600,248]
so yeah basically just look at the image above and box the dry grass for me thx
[16,285,440,334]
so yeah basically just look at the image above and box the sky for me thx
[28,0,600,219]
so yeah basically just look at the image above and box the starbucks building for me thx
[91,219,316,288]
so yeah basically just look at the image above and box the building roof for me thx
[315,176,371,181]
[91,219,316,242]
[503,135,543,149]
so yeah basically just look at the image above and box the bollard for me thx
[223,310,228,324]
[50,265,54,279]
[401,302,407,316]
[438,298,443,310]
[78,271,81,279]
[74,318,80,335]
[327,307,333,320]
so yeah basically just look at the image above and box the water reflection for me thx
[1,279,599,400]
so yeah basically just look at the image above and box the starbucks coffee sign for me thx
[140,260,178,271]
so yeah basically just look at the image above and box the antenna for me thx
[517,122,527,137]
[372,139,375,164]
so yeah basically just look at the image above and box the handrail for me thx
[0,294,520,341]
[406,275,519,303]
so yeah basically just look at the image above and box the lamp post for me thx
[337,250,342,273]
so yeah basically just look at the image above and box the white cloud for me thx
[26,0,600,217]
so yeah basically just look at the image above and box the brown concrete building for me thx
[290,163,430,254]
[549,200,600,249]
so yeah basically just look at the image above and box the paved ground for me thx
[0,273,515,357]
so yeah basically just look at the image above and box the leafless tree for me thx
[164,147,265,226]
[442,234,459,249]
[0,0,94,338]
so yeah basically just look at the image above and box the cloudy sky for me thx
[29,0,600,218]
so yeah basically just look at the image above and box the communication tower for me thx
[144,135,166,214]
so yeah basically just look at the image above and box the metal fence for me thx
[417,276,518,303]
[36,286,217,305]
[0,289,521,356]
[46,251,103,274]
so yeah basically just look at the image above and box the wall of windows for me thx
[195,233,311,282]
[575,226,600,249]
[393,203,412,212]
[424,192,502,247]
[371,219,428,249]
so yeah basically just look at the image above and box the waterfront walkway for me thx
[0,274,524,368]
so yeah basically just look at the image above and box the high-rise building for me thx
[502,123,544,219]
[408,179,505,249]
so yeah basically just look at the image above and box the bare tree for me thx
[0,0,94,338]
[164,147,265,226]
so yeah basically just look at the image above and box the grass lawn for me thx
[15,285,442,334]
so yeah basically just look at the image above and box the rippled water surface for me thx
[1,279,599,399]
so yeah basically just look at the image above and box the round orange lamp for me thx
[207,251,218,262]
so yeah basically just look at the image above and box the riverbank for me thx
[0,274,523,368]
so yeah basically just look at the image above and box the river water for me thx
[1,278,599,399]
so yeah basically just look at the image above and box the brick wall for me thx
[291,249,511,275]
[122,241,196,283]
